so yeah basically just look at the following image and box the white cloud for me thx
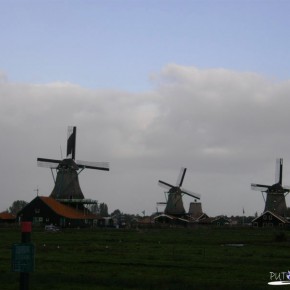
[1,65,290,216]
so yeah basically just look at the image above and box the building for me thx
[188,202,203,219]
[154,213,189,226]
[191,213,209,222]
[211,216,231,226]
[251,211,289,228]
[0,212,16,224]
[17,196,98,227]
[97,217,117,228]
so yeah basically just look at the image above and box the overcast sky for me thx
[1,0,290,217]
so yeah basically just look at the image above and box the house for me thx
[17,196,98,227]
[211,216,231,226]
[196,215,230,226]
[97,217,117,228]
[252,211,289,228]
[0,212,16,224]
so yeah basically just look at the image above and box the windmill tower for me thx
[158,167,200,216]
[251,158,290,217]
[37,126,109,207]
[188,201,203,219]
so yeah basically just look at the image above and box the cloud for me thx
[151,65,290,163]
[1,64,290,216]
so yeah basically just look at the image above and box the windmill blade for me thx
[76,160,110,171]
[67,126,76,159]
[283,185,290,191]
[157,202,167,205]
[158,180,174,190]
[37,158,61,168]
[180,187,201,199]
[176,167,187,187]
[251,183,270,191]
[275,158,283,185]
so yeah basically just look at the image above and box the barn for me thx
[252,211,289,228]
[17,196,98,227]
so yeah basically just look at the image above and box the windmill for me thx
[251,158,290,217]
[37,126,109,205]
[158,167,200,216]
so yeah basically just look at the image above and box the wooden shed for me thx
[17,196,98,227]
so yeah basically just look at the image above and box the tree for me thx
[87,203,99,215]
[99,203,108,217]
[111,209,122,217]
[9,200,28,215]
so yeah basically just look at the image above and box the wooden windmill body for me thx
[158,168,201,217]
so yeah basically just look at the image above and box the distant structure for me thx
[251,158,290,218]
[157,167,201,218]
[18,196,98,227]
[37,126,109,209]
[188,200,203,219]
[0,212,16,224]
[252,210,289,228]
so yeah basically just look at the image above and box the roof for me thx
[197,216,230,224]
[198,217,215,224]
[190,213,209,222]
[212,216,231,223]
[138,216,153,224]
[153,213,174,220]
[154,214,189,223]
[252,210,289,224]
[0,212,16,220]
[39,196,97,220]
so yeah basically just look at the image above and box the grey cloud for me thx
[1,65,290,216]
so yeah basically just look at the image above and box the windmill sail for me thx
[76,160,109,171]
[176,167,187,187]
[158,180,174,190]
[251,183,270,191]
[180,188,201,199]
[275,158,283,185]
[37,158,62,169]
[67,126,76,159]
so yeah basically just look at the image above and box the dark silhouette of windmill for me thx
[37,126,109,204]
[158,167,200,216]
[251,158,290,217]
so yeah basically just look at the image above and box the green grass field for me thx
[1,226,290,289]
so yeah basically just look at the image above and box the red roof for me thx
[39,196,97,220]
[0,212,16,220]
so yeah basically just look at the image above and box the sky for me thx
[1,0,290,217]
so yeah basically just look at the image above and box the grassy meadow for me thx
[1,225,290,289]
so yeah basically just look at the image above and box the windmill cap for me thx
[57,158,79,170]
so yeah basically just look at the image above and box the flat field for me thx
[1,226,290,289]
